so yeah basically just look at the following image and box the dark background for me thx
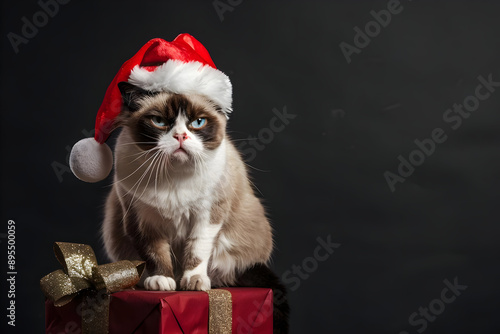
[2,0,500,333]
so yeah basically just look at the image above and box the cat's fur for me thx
[102,82,289,332]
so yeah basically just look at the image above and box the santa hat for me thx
[69,34,232,183]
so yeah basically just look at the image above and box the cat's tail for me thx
[234,264,290,334]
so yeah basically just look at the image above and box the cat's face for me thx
[117,82,227,165]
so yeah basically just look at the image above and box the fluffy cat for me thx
[102,82,289,332]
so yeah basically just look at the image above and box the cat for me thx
[102,82,289,332]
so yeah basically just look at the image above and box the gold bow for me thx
[40,242,145,334]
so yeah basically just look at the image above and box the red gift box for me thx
[45,287,273,334]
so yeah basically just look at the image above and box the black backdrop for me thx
[2,1,500,333]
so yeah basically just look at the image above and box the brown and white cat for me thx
[102,82,289,331]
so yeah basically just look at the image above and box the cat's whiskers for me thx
[115,141,158,147]
[153,146,171,183]
[127,148,158,164]
[110,149,159,188]
[246,175,264,197]
[136,151,163,207]
[163,152,173,183]
[104,148,158,189]
[153,151,164,219]
[121,150,162,222]
[228,138,256,142]
[126,150,161,198]
[244,163,270,173]
[140,132,160,142]
[241,162,266,197]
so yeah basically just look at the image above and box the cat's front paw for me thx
[180,273,211,291]
[144,275,177,291]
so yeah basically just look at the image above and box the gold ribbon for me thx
[40,242,145,334]
[207,289,232,334]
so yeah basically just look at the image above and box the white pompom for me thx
[69,138,113,183]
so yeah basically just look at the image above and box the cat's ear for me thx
[118,82,148,112]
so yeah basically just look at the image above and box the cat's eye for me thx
[190,118,207,129]
[151,116,167,129]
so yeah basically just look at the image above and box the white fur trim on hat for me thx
[128,60,232,117]
[69,138,113,183]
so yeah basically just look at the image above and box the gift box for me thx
[42,242,273,333]
[45,288,273,334]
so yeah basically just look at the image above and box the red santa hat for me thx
[69,34,232,182]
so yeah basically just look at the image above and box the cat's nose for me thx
[173,133,189,143]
